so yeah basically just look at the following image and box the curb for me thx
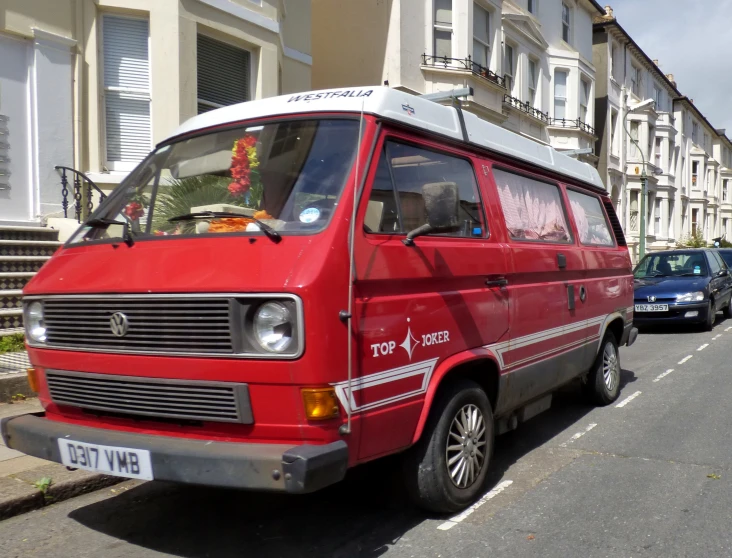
[0,373,36,404]
[0,472,124,521]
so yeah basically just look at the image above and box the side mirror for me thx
[720,269,729,277]
[403,182,460,245]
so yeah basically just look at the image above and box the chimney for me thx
[666,73,676,87]
[605,5,614,17]
[652,59,659,66]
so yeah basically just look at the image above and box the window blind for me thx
[102,15,151,168]
[197,35,251,114]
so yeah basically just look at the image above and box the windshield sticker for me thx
[287,89,373,103]
[299,207,321,223]
[694,266,701,274]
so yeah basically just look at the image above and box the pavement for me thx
[0,399,122,521]
[2,318,732,556]
[0,351,35,404]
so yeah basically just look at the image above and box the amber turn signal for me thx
[27,368,40,393]
[301,388,340,420]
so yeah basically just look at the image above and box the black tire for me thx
[583,333,621,406]
[402,380,494,514]
[723,299,732,320]
[704,300,715,331]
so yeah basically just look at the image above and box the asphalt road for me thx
[4,317,732,557]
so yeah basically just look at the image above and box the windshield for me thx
[634,252,708,278]
[69,119,361,243]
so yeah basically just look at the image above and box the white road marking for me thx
[616,391,642,408]
[559,423,597,447]
[437,480,513,531]
[726,327,732,332]
[713,334,722,340]
[678,355,693,365]
[698,344,709,351]
[653,369,674,382]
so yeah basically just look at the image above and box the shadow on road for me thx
[67,371,638,558]
[637,314,730,336]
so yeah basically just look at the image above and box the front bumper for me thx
[1,413,348,494]
[633,301,709,324]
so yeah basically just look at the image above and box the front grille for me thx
[43,297,233,354]
[46,370,252,424]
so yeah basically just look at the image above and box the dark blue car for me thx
[633,249,732,330]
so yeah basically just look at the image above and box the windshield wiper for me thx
[87,218,135,247]
[168,211,282,243]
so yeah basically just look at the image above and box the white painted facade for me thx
[593,8,732,262]
[312,0,604,163]
[0,0,312,228]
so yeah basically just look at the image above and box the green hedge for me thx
[0,334,25,354]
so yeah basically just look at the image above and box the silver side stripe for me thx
[332,358,439,414]
[486,315,607,369]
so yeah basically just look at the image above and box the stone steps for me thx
[0,226,60,334]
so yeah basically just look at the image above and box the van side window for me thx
[566,189,615,246]
[493,168,572,242]
[364,141,486,237]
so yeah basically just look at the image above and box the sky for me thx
[607,0,732,133]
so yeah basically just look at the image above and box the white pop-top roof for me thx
[168,86,605,191]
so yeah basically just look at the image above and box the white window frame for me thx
[610,109,619,156]
[504,43,515,94]
[653,85,662,110]
[528,57,538,107]
[553,69,568,121]
[630,64,640,96]
[434,0,453,59]
[654,197,661,236]
[610,42,618,81]
[692,122,699,144]
[579,77,590,123]
[100,14,152,173]
[655,137,662,168]
[472,2,491,69]
[561,3,571,44]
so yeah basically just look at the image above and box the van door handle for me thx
[485,278,508,288]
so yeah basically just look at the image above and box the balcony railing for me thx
[55,166,108,223]
[549,117,595,136]
[502,95,550,123]
[421,54,506,89]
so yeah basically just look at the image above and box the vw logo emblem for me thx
[109,312,129,337]
[647,296,657,303]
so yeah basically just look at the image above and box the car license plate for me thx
[58,439,153,480]
[634,304,668,312]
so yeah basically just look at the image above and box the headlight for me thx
[25,301,47,343]
[253,302,294,353]
[676,291,704,302]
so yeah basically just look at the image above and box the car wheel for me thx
[704,300,715,331]
[402,379,494,513]
[723,299,732,319]
[583,333,621,406]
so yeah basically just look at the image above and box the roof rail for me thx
[418,87,474,143]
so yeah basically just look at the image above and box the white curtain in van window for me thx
[567,190,613,246]
[493,169,570,242]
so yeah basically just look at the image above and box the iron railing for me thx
[421,54,506,88]
[549,117,595,136]
[502,95,550,123]
[55,166,107,223]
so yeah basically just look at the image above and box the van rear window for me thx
[566,189,614,246]
[493,168,572,243]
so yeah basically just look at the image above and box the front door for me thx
[0,34,33,223]
[352,132,510,460]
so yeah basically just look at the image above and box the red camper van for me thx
[2,86,636,512]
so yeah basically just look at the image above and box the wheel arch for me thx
[598,312,626,350]
[411,349,501,445]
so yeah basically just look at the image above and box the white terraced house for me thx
[312,0,604,165]
[0,0,312,335]
[593,6,732,262]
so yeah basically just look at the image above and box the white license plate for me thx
[58,439,153,480]
[635,304,669,312]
